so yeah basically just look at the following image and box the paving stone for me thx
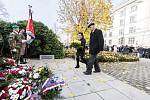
[54,97,74,100]
[101,58,150,94]
[85,79,113,92]
[74,93,103,100]
[107,80,150,100]
[97,89,130,100]
[68,81,92,97]
[58,86,75,99]
[63,74,84,83]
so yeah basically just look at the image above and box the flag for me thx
[42,77,65,93]
[26,6,35,44]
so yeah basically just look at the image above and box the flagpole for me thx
[28,5,32,19]
[26,5,33,62]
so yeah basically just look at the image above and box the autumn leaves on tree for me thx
[58,0,112,42]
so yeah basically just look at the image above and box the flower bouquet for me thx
[0,57,16,70]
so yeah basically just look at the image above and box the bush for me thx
[65,49,139,62]
[70,42,80,48]
[65,48,76,58]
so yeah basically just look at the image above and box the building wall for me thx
[105,0,150,48]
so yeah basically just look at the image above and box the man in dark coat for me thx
[75,32,87,68]
[83,23,104,75]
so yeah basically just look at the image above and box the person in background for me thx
[83,23,104,75]
[19,29,27,64]
[75,32,87,68]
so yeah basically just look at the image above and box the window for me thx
[128,37,135,44]
[118,37,124,45]
[109,32,112,37]
[129,26,136,33]
[104,33,107,38]
[109,40,112,45]
[119,29,124,36]
[120,19,124,26]
[120,8,126,17]
[131,5,137,12]
[130,15,136,23]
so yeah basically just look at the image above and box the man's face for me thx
[89,25,95,31]
[78,34,82,40]
[20,29,25,33]
[13,28,19,33]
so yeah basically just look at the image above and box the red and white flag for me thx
[26,6,35,44]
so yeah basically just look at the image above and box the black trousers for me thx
[76,55,87,67]
[86,54,100,73]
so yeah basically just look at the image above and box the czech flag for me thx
[42,77,65,93]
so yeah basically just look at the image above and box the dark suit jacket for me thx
[76,38,86,56]
[89,29,104,55]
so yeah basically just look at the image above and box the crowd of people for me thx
[104,45,150,58]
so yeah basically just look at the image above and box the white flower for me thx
[8,88,13,95]
[20,85,25,90]
[12,90,18,94]
[1,90,5,93]
[0,92,2,96]
[33,73,40,79]
[19,70,23,74]
[20,89,26,99]
[29,80,32,83]
[10,95,15,100]
[10,94,19,100]
[29,73,33,78]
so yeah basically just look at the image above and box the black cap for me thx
[88,23,95,28]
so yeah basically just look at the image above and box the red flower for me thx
[15,71,18,75]
[43,90,48,95]
[28,67,32,71]
[3,86,9,91]
[26,71,30,76]
[19,67,24,70]
[11,70,18,75]
[25,86,28,90]
[0,72,4,77]
[1,93,9,99]
[24,78,28,81]
[7,58,16,66]
[17,89,23,95]
[12,87,17,90]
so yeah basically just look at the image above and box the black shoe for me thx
[75,66,80,68]
[83,71,92,75]
[93,70,101,73]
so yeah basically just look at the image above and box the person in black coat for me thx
[75,32,87,68]
[83,23,104,75]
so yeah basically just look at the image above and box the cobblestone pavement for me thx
[100,58,150,95]
[28,58,150,100]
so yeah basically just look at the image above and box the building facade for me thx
[104,0,150,48]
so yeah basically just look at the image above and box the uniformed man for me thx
[8,24,22,64]
[19,29,27,64]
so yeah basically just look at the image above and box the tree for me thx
[58,0,112,42]
[0,20,64,59]
[0,20,12,56]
